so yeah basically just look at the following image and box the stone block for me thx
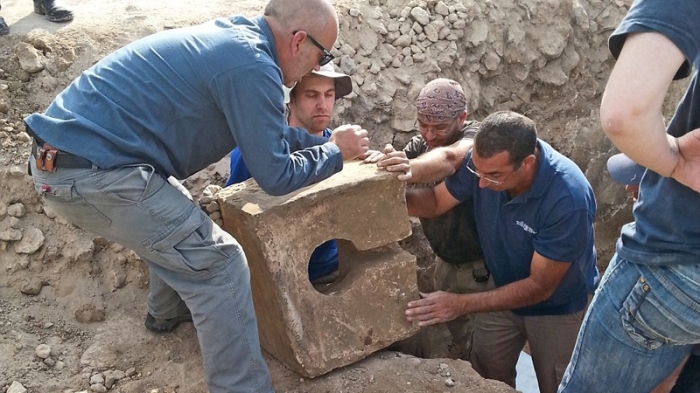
[219,161,418,377]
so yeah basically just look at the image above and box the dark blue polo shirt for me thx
[445,140,599,316]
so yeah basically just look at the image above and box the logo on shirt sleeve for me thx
[516,220,537,234]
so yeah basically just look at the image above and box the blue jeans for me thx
[30,163,273,393]
[558,254,700,393]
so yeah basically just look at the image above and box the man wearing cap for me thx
[224,63,352,284]
[401,110,598,393]
[373,78,489,360]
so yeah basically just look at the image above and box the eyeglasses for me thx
[465,155,519,186]
[414,117,458,136]
[294,31,335,66]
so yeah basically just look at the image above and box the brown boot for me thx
[33,0,73,23]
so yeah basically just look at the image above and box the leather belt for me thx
[30,137,93,170]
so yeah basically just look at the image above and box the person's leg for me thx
[33,0,73,23]
[0,3,8,36]
[30,163,273,393]
[558,255,699,393]
[469,310,526,388]
[144,267,192,332]
[0,16,7,36]
[671,353,700,393]
[433,256,493,360]
[524,310,585,393]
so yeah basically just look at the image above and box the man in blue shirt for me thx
[24,0,371,391]
[225,63,352,284]
[404,111,598,393]
[559,1,700,389]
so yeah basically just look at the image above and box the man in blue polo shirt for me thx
[404,110,598,393]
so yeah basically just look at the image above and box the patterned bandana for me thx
[415,78,468,123]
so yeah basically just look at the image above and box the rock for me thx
[0,99,9,114]
[424,24,439,43]
[7,381,27,393]
[14,227,45,254]
[410,7,430,26]
[349,8,361,17]
[20,278,44,296]
[367,19,387,35]
[435,1,449,16]
[125,367,137,377]
[340,43,356,57]
[15,43,45,74]
[7,203,25,218]
[55,360,65,370]
[468,21,489,46]
[204,201,219,213]
[445,377,455,387]
[537,60,568,86]
[74,303,106,323]
[44,357,56,367]
[104,370,126,389]
[90,384,107,393]
[17,132,32,143]
[393,35,412,48]
[43,205,57,219]
[35,343,51,359]
[0,228,22,242]
[90,374,105,385]
[340,55,358,75]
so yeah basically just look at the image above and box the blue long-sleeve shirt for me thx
[25,15,343,196]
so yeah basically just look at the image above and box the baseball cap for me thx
[283,63,352,104]
[607,153,646,185]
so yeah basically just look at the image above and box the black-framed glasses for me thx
[465,155,518,186]
[294,31,334,66]
[414,117,458,136]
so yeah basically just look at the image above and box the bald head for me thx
[264,0,338,37]
[264,0,339,87]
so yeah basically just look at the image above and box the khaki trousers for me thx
[469,308,586,393]
[433,256,494,360]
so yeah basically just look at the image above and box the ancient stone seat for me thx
[218,160,419,377]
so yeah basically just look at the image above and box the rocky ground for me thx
[0,0,681,392]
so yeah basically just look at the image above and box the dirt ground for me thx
[0,0,665,392]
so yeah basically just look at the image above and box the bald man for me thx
[24,0,368,391]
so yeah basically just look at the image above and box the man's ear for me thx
[523,153,536,168]
[290,30,306,57]
[458,111,468,123]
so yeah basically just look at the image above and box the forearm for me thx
[406,187,440,217]
[408,140,472,184]
[600,32,686,177]
[459,277,555,315]
[601,108,679,177]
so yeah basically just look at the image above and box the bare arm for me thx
[406,182,460,218]
[405,251,571,326]
[407,138,474,184]
[601,32,690,180]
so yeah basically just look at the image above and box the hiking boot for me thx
[33,0,73,23]
[0,16,8,36]
[144,311,192,333]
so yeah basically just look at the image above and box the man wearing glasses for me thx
[372,78,489,360]
[401,110,598,393]
[24,0,370,392]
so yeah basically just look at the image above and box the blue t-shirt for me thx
[445,140,599,316]
[226,129,339,281]
[25,15,342,196]
[609,0,700,266]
